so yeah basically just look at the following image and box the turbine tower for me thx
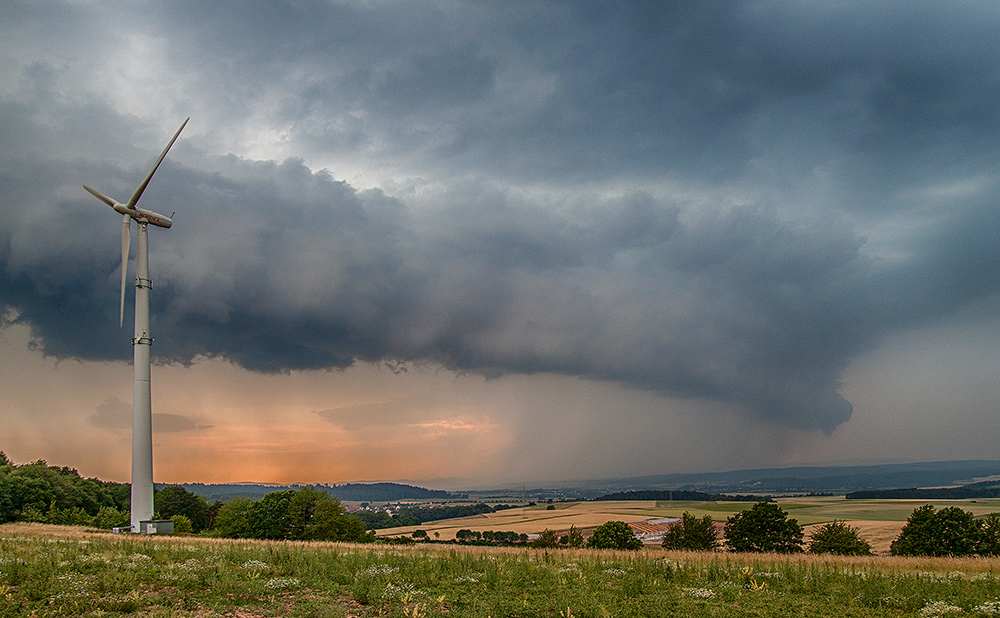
[83,118,188,532]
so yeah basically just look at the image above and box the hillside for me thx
[175,482,452,503]
[570,460,1000,494]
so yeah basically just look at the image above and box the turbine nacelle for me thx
[83,117,188,328]
[83,186,174,228]
[113,202,173,228]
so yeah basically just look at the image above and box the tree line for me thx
[0,454,369,541]
[0,453,130,527]
[355,502,507,529]
[646,502,1000,556]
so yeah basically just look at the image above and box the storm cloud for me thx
[4,0,1000,435]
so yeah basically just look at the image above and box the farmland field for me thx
[6,521,1000,617]
[375,496,1000,555]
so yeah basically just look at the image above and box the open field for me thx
[6,523,1000,617]
[376,496,1000,555]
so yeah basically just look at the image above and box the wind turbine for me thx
[83,118,188,532]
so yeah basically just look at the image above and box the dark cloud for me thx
[5,1,1000,435]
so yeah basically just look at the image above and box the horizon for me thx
[8,450,1000,495]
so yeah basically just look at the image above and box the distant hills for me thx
[173,482,453,503]
[594,490,767,502]
[163,460,1000,502]
[846,479,1000,500]
[573,460,1000,495]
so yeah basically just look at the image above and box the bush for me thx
[890,505,981,556]
[93,506,129,530]
[170,514,193,534]
[979,513,1000,555]
[662,512,718,551]
[808,520,872,555]
[531,529,560,548]
[45,506,94,526]
[724,502,804,553]
[563,525,584,548]
[586,521,642,550]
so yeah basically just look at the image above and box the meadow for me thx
[6,522,1000,617]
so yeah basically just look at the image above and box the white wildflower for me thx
[177,558,202,571]
[682,588,715,599]
[362,564,399,576]
[919,600,963,617]
[241,559,270,571]
[263,577,301,590]
[382,581,419,601]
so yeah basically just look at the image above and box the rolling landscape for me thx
[8,0,1000,616]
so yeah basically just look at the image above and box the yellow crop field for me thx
[376,496,1000,555]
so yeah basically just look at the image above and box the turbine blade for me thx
[126,117,189,210]
[83,185,118,208]
[120,214,130,328]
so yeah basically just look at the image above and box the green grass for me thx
[4,527,1000,617]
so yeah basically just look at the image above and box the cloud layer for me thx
[4,1,1000,436]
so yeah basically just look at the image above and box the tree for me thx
[808,520,872,555]
[663,512,718,551]
[532,529,560,548]
[979,513,1000,555]
[890,505,981,556]
[565,525,584,548]
[211,496,253,538]
[455,529,478,542]
[287,486,325,540]
[725,502,804,553]
[586,521,642,550]
[305,493,368,542]
[246,490,295,540]
[156,485,211,532]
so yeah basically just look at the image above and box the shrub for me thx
[662,512,718,551]
[45,506,94,526]
[564,525,584,548]
[170,514,193,534]
[531,529,560,548]
[93,506,129,530]
[808,520,872,555]
[724,502,803,553]
[979,513,1000,555]
[586,521,642,550]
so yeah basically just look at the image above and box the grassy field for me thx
[376,496,1000,555]
[5,523,1000,617]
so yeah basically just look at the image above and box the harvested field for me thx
[375,496,1000,555]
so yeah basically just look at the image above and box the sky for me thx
[3,1,1000,489]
